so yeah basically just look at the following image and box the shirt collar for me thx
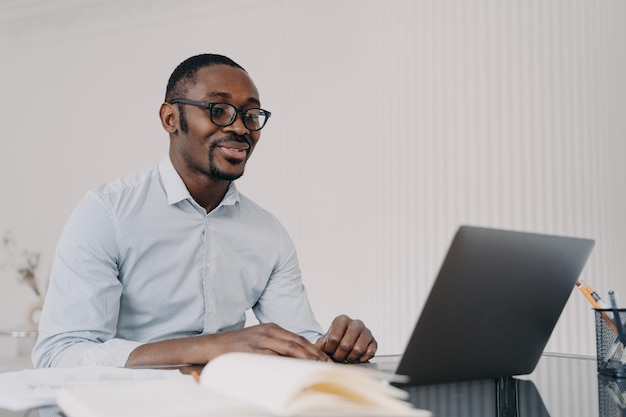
[158,156,241,208]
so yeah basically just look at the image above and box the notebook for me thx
[382,225,595,386]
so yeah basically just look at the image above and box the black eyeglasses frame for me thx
[169,99,271,131]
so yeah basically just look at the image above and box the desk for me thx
[366,352,602,416]
[402,352,599,416]
[0,352,618,417]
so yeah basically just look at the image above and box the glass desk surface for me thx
[0,352,621,417]
[374,352,604,417]
[357,352,606,416]
[404,352,600,417]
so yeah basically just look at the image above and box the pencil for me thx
[609,291,626,348]
[576,281,618,334]
[191,370,200,384]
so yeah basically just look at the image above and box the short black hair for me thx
[165,54,246,101]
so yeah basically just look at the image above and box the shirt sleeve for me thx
[32,191,141,368]
[251,221,324,343]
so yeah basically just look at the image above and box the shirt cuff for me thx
[56,339,143,367]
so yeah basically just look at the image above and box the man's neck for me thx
[169,155,232,213]
[186,177,231,213]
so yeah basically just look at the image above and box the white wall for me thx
[1,0,625,356]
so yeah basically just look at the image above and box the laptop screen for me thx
[395,226,594,385]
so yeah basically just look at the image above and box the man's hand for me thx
[315,315,377,363]
[208,324,331,362]
[126,323,331,367]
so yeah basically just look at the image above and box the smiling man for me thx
[32,54,376,368]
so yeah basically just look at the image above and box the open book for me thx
[57,352,431,416]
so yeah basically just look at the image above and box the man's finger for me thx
[345,332,377,363]
[253,324,331,362]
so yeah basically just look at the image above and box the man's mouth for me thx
[216,140,250,161]
[221,146,247,153]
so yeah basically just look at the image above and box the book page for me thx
[200,353,429,416]
[54,355,430,417]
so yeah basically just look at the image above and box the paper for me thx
[200,353,414,415]
[56,354,431,417]
[0,366,187,411]
[57,379,266,417]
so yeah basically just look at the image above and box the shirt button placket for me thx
[204,216,215,316]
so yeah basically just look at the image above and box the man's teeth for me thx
[228,148,244,152]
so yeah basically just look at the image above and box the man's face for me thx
[171,64,262,181]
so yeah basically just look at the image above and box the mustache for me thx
[214,134,250,146]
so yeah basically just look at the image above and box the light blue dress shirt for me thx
[32,157,323,367]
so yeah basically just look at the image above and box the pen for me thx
[124,364,194,370]
[576,281,618,333]
[609,291,626,347]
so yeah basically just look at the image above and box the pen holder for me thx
[595,309,626,378]
[598,374,626,417]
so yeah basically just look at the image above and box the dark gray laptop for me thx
[391,225,594,385]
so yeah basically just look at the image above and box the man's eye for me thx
[211,107,226,117]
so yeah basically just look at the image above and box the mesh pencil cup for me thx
[598,374,626,417]
[595,308,626,378]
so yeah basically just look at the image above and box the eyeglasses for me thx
[169,99,271,131]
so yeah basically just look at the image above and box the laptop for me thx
[377,225,595,386]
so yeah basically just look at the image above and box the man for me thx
[32,54,376,368]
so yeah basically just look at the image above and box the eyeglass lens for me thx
[211,103,268,131]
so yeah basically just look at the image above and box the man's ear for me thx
[159,102,178,134]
